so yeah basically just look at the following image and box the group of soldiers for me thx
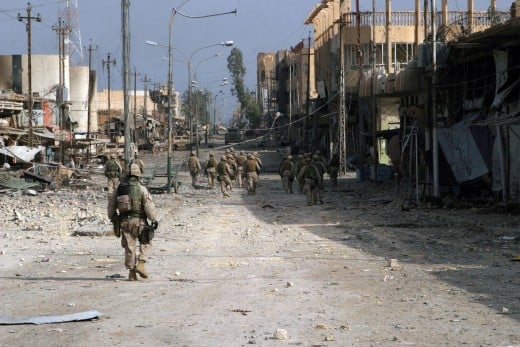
[277,151,340,206]
[188,147,263,198]
[102,147,340,281]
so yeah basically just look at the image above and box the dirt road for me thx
[1,148,519,346]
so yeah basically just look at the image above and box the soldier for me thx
[235,151,247,188]
[226,153,238,186]
[131,153,145,176]
[297,157,322,206]
[108,163,158,281]
[187,151,201,187]
[312,154,327,204]
[278,155,295,193]
[244,153,261,195]
[253,151,263,171]
[328,153,340,188]
[205,153,218,189]
[104,154,122,194]
[217,156,233,198]
[295,154,306,193]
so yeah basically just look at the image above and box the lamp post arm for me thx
[174,8,237,19]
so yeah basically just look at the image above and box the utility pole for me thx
[305,33,312,152]
[371,0,379,182]
[87,42,97,163]
[431,0,440,198]
[338,17,347,175]
[122,0,132,170]
[141,74,151,142]
[133,68,138,143]
[288,54,292,146]
[102,53,116,141]
[52,18,69,164]
[18,3,41,148]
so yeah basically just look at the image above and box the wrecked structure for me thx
[262,0,519,206]
[0,54,96,167]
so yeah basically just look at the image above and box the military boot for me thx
[135,261,149,278]
[128,269,138,281]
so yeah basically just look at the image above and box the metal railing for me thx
[343,10,510,28]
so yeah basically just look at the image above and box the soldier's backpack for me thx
[105,160,120,178]
[304,165,318,181]
[116,180,142,215]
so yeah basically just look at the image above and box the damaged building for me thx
[260,0,520,207]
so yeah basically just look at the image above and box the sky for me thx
[0,0,514,119]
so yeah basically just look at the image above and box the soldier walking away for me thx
[253,151,263,172]
[312,154,327,204]
[244,153,261,195]
[104,154,122,194]
[187,151,202,187]
[107,163,158,281]
[235,151,247,188]
[205,153,218,189]
[295,154,306,193]
[131,153,145,176]
[328,153,340,188]
[297,157,322,206]
[226,153,238,187]
[278,155,295,193]
[217,155,233,198]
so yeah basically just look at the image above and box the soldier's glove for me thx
[152,220,159,230]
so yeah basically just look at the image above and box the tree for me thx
[181,88,211,134]
[227,47,261,128]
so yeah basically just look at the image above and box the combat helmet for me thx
[129,163,142,177]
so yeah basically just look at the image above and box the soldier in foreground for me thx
[104,154,122,194]
[108,163,158,281]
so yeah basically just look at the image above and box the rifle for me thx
[138,214,163,243]
[111,213,121,237]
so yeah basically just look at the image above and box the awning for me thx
[0,145,44,162]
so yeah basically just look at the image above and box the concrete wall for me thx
[69,65,97,135]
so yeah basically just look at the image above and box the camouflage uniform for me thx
[328,153,340,188]
[104,154,122,194]
[235,151,247,188]
[226,154,238,186]
[187,151,201,187]
[297,158,322,206]
[253,151,263,172]
[295,155,306,193]
[107,164,157,281]
[131,154,145,175]
[278,155,295,193]
[205,153,218,189]
[312,154,327,204]
[244,154,261,195]
[217,156,233,198]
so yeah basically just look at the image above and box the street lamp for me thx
[213,90,224,136]
[146,4,236,192]
[184,41,233,155]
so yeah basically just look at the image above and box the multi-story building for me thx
[303,0,509,177]
[257,41,317,148]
